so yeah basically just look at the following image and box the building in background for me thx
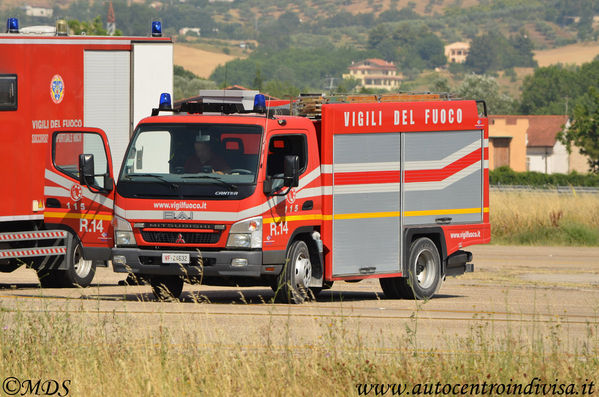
[489,115,589,174]
[444,42,470,64]
[343,58,401,91]
[488,116,528,172]
[23,5,53,18]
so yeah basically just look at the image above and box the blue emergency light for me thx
[159,93,172,109]
[151,20,162,37]
[253,94,266,114]
[6,18,19,34]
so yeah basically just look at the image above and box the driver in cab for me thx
[184,136,230,174]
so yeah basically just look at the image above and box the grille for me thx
[141,231,221,244]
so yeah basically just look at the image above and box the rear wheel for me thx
[379,237,441,300]
[37,240,96,288]
[151,276,184,301]
[274,240,312,304]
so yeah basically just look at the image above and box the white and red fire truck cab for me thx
[111,93,491,302]
[0,19,172,287]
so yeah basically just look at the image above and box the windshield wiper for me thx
[182,175,238,190]
[124,173,181,194]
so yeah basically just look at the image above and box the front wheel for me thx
[274,240,313,304]
[151,276,184,301]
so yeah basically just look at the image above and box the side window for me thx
[266,134,307,178]
[0,75,17,111]
[54,132,109,188]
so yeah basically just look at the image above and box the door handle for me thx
[302,200,313,211]
[45,198,61,208]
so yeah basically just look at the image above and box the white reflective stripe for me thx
[322,186,333,195]
[0,230,67,241]
[483,138,489,148]
[334,161,400,173]
[45,169,114,209]
[45,169,74,190]
[333,183,400,195]
[117,167,322,221]
[0,247,66,258]
[83,189,114,209]
[297,187,322,199]
[0,215,44,222]
[114,205,126,218]
[321,164,333,174]
[405,141,481,171]
[483,160,489,168]
[405,161,481,191]
[44,186,70,197]
[297,166,321,189]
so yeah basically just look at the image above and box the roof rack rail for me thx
[293,92,458,119]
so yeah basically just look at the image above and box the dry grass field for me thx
[490,190,599,245]
[173,44,239,79]
[0,299,597,396]
[534,42,599,67]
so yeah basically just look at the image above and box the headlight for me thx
[226,216,262,249]
[114,216,136,246]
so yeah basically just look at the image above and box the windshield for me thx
[117,123,263,199]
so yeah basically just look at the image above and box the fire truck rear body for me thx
[0,30,172,287]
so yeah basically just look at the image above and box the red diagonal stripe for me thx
[405,149,481,183]
[334,170,401,185]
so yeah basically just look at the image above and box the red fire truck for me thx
[0,18,173,287]
[108,92,491,302]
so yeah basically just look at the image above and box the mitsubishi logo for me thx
[175,234,185,244]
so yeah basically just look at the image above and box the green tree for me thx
[413,34,446,69]
[335,77,360,94]
[456,74,515,115]
[519,65,580,115]
[173,66,217,100]
[465,32,501,74]
[368,25,391,49]
[558,88,599,173]
[68,16,122,36]
[430,76,451,93]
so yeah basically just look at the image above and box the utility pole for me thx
[106,1,116,36]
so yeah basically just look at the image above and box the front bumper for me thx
[111,247,267,278]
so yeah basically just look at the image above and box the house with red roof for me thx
[342,58,402,91]
[489,115,589,174]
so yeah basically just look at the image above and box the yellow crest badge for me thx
[50,74,64,104]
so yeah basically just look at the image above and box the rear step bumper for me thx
[445,250,474,277]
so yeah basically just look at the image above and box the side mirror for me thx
[283,155,299,188]
[79,154,95,187]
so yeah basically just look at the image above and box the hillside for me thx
[173,44,239,79]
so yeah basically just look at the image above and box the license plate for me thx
[162,253,190,264]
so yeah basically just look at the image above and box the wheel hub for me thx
[73,245,92,278]
[294,253,311,289]
[415,250,435,289]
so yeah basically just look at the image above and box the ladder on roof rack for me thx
[293,92,457,119]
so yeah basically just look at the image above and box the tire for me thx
[37,239,96,288]
[151,276,184,301]
[379,277,401,299]
[379,237,441,300]
[274,240,313,304]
